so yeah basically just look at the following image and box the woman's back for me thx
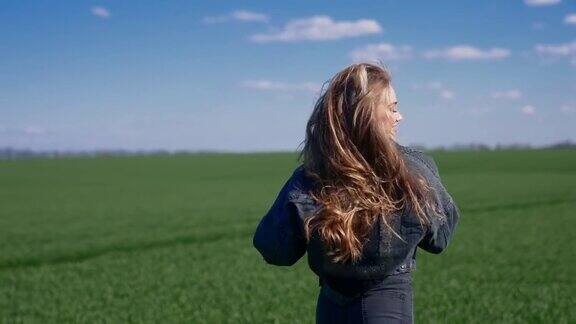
[253,142,460,323]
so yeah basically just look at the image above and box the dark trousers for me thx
[316,272,414,324]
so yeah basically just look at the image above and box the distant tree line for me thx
[0,140,575,160]
[410,139,576,152]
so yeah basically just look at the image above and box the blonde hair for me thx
[297,62,445,264]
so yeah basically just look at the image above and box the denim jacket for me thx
[252,142,460,298]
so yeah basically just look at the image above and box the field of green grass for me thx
[1,149,575,323]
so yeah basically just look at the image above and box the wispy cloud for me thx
[91,6,111,19]
[440,90,455,100]
[532,21,546,30]
[534,40,576,66]
[520,105,536,115]
[490,89,522,100]
[410,81,456,100]
[565,14,576,25]
[240,79,322,93]
[202,10,269,24]
[0,125,52,136]
[350,43,413,62]
[524,0,561,6]
[560,104,576,114]
[422,45,510,61]
[232,10,269,22]
[466,107,494,117]
[249,15,382,42]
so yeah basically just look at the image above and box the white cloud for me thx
[232,10,269,22]
[534,40,576,66]
[202,10,269,24]
[0,125,52,136]
[422,45,510,61]
[490,89,522,100]
[249,15,382,42]
[91,6,111,19]
[466,107,494,117]
[532,21,546,30]
[23,126,48,135]
[350,43,413,62]
[410,81,456,100]
[440,90,455,100]
[521,105,536,115]
[524,0,561,6]
[240,80,322,93]
[535,40,576,55]
[420,81,444,90]
[565,14,576,25]
[560,104,576,114]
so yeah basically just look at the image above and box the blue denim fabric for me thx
[317,271,414,324]
[252,141,460,311]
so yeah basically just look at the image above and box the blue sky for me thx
[1,0,575,151]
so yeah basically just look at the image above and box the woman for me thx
[253,62,460,323]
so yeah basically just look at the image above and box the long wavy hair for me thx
[297,61,445,264]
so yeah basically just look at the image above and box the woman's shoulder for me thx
[286,164,317,202]
[282,165,321,221]
[395,141,425,157]
[396,143,440,179]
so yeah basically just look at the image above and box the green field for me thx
[1,149,575,323]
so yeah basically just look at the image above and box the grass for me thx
[0,149,575,323]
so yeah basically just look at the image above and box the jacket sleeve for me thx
[252,172,307,266]
[416,153,461,254]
